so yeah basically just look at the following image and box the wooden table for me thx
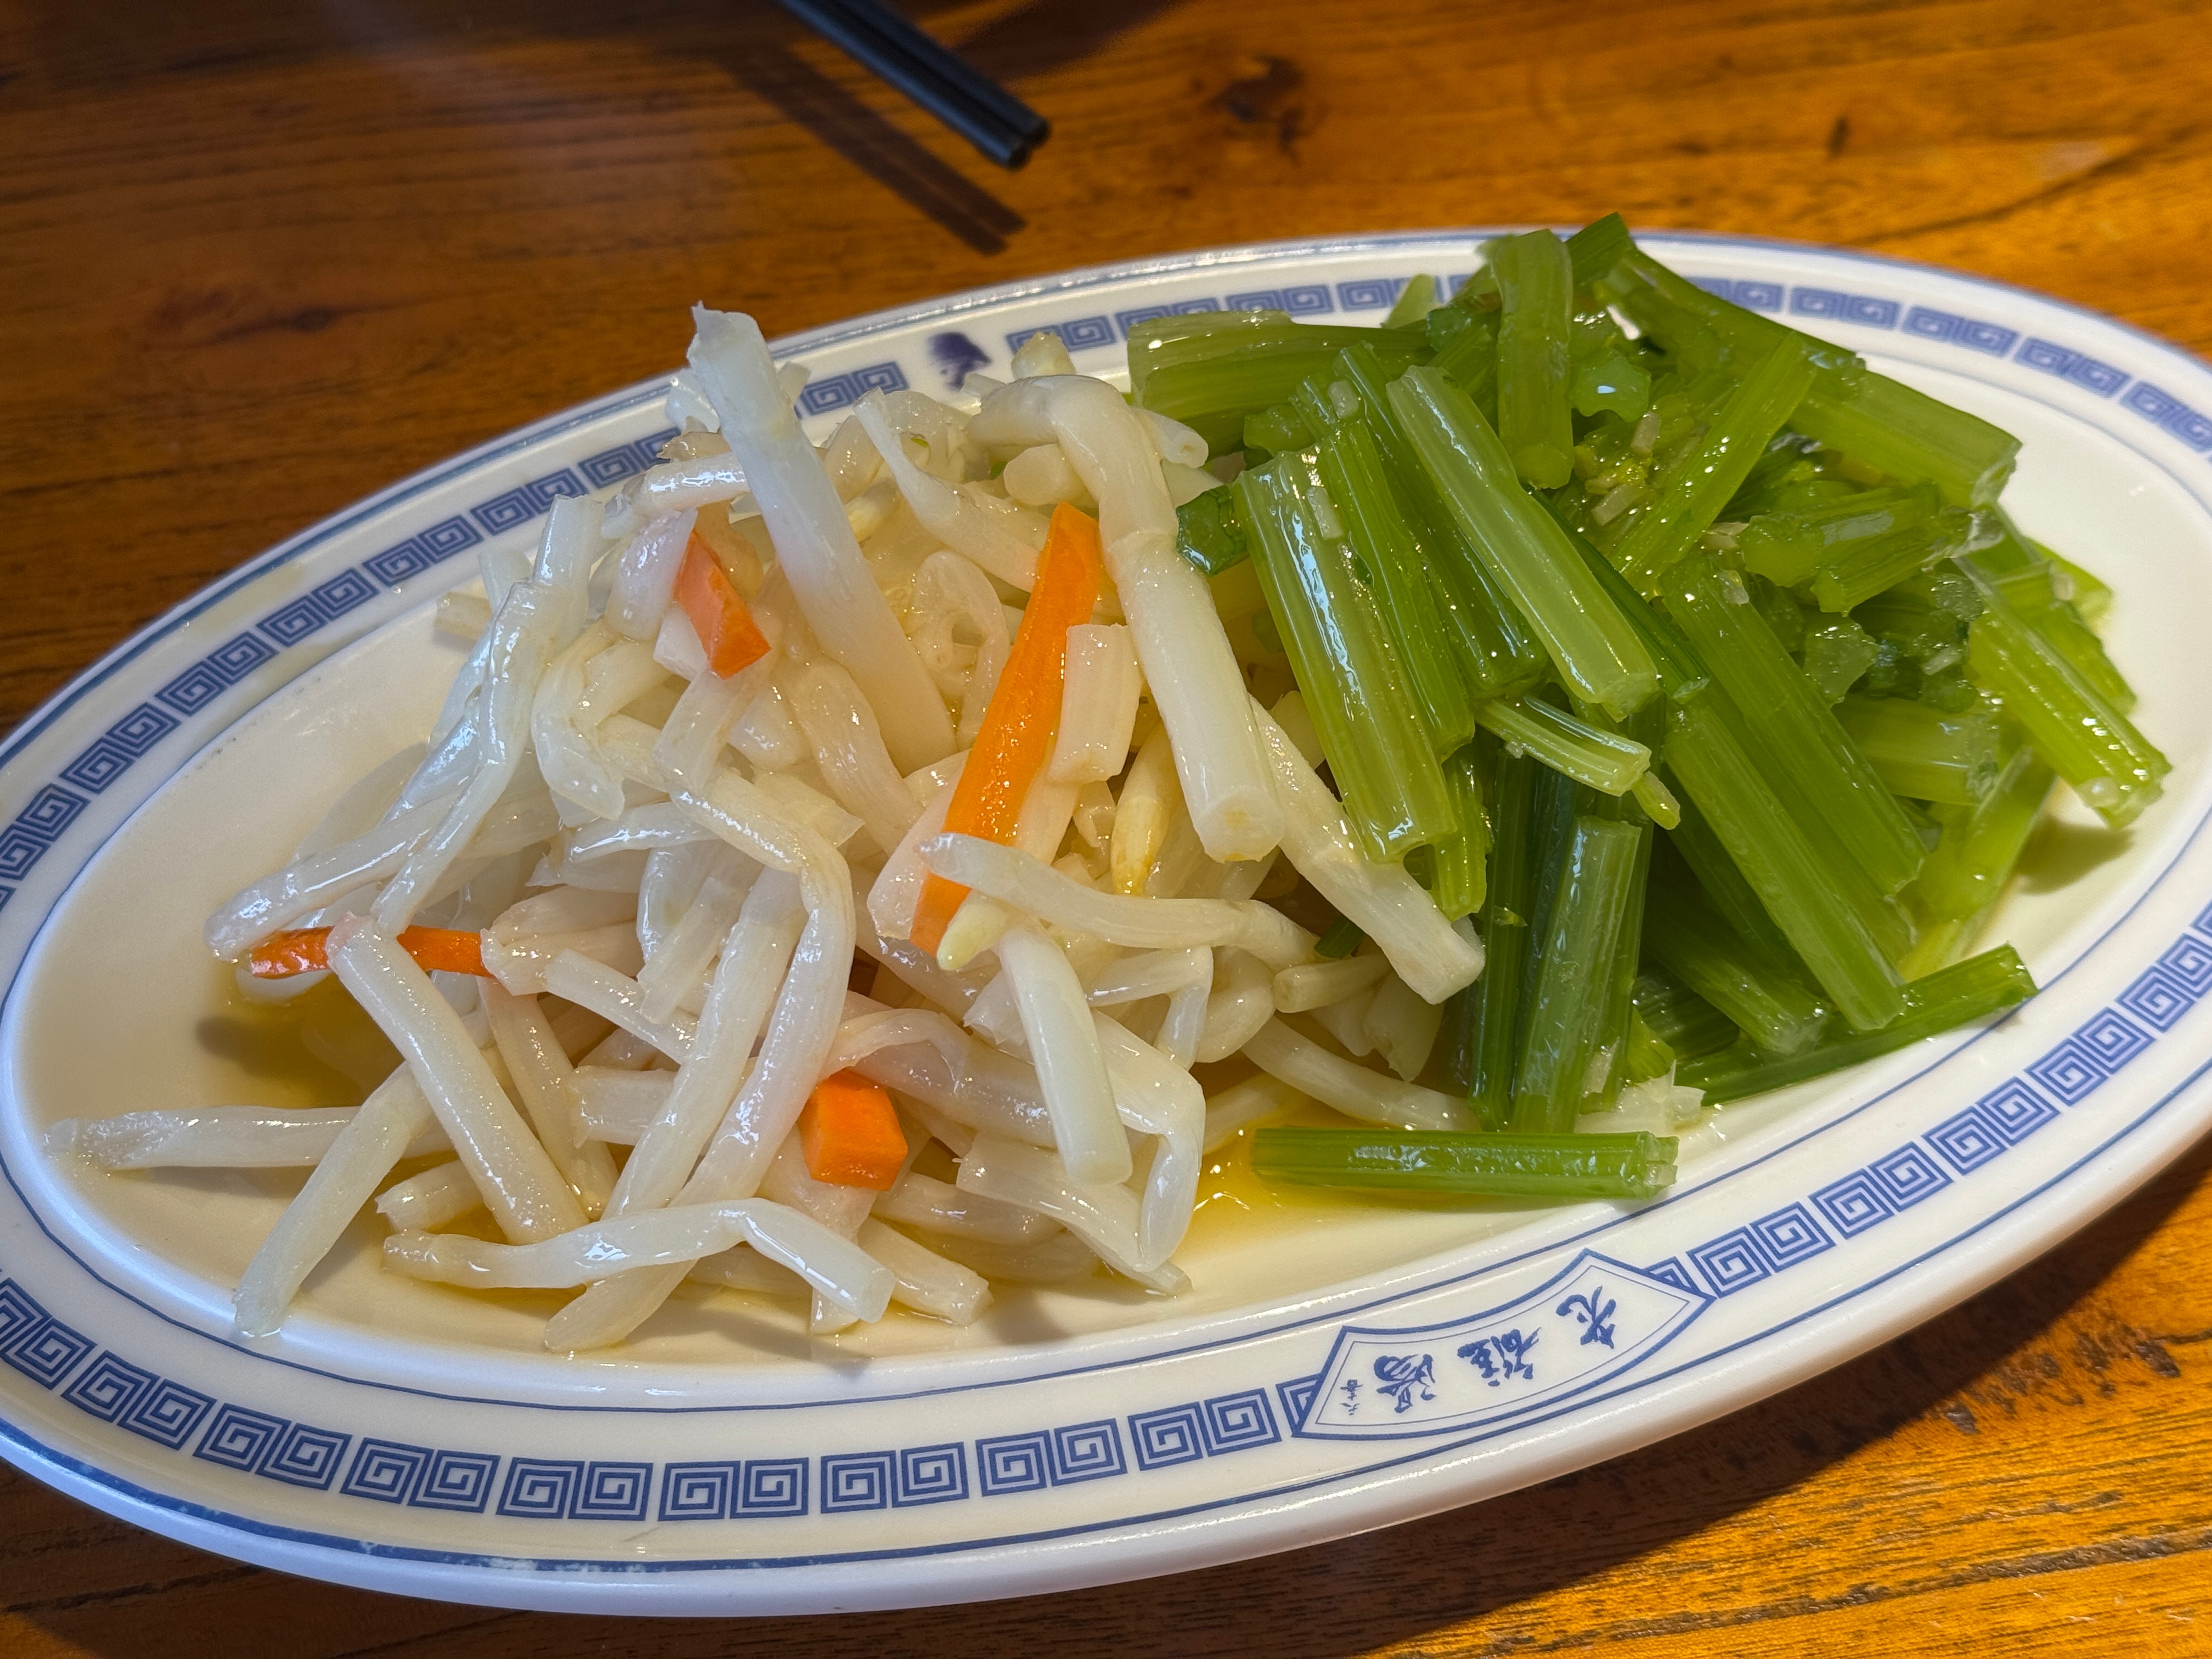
[4,0,2211,1649]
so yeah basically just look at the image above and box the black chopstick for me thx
[775,0,1050,170]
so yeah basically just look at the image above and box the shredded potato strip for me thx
[919,833,1313,968]
[328,918,585,1242]
[50,1105,448,1170]
[385,1199,893,1321]
[232,1067,437,1336]
[546,715,854,1351]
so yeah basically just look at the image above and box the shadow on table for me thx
[15,0,1188,256]
[11,1127,2209,1658]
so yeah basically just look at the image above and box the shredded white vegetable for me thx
[165,297,1539,1361]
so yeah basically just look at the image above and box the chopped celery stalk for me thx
[2045,545,2113,626]
[1427,743,1491,920]
[1630,771,1683,830]
[1680,945,2036,1103]
[1468,747,1539,1128]
[1299,384,1476,753]
[1632,967,1741,1062]
[1238,460,1458,860]
[1431,307,1499,407]
[1567,213,1634,287]
[1175,486,1249,576]
[1474,696,1651,795]
[1490,230,1576,489]
[1338,344,1549,701]
[1792,371,2021,508]
[1808,506,1994,613]
[1590,815,1654,1107]
[1510,816,1644,1135]
[1836,696,2000,806]
[1622,1009,1677,1085]
[1662,796,1799,970]
[1384,274,1440,329]
[2029,598,2137,714]
[1955,555,2167,828]
[1539,503,1709,701]
[1661,555,1926,896]
[1600,334,1820,588]
[1593,243,1861,388]
[1252,1128,1677,1200]
[1643,878,1831,1056]
[1906,743,2056,924]
[1389,365,1660,720]
[1982,514,2136,712]
[1127,310,1426,452]
[1736,484,1937,587]
[1801,617,1880,703]
[1244,404,1311,456]
[1314,916,1365,961]
[1663,686,1908,1031]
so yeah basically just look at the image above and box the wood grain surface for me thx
[4,0,2212,1650]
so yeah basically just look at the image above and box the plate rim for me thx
[2,227,2210,1612]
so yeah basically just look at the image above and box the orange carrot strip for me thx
[247,926,488,980]
[798,1069,910,1190]
[910,503,1104,953]
[675,532,772,678]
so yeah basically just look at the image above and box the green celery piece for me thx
[1174,486,1249,577]
[1384,274,1440,329]
[2044,544,2113,625]
[1537,502,1711,701]
[1296,380,1477,753]
[1468,747,1540,1128]
[1566,213,1635,288]
[1906,742,2056,924]
[1314,915,1365,959]
[1592,244,1861,387]
[1431,306,1500,410]
[1736,483,1938,587]
[1601,334,1820,589]
[1338,344,1549,701]
[1389,365,1661,719]
[1955,554,2167,828]
[1573,349,1652,422]
[1981,513,2136,712]
[1801,617,1880,703]
[1663,684,1908,1031]
[1128,311,1427,453]
[1251,1128,1677,1199]
[1680,946,2036,1102]
[1237,459,1458,860]
[1490,230,1576,489]
[1621,1008,1677,1085]
[1590,242,2017,510]
[1809,506,1994,613]
[1643,876,1831,1055]
[1466,215,1639,328]
[1426,742,1491,921]
[1632,966,1740,1062]
[1474,695,1651,794]
[1836,696,2000,806]
[1662,795,1801,971]
[1721,433,1821,520]
[1243,403,1311,456]
[1792,372,2021,508]
[1510,815,1644,1134]
[1591,805,1655,1107]
[1661,554,1927,896]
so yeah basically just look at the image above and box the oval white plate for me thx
[2,233,2210,1616]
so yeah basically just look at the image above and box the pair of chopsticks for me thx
[777,0,1051,169]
